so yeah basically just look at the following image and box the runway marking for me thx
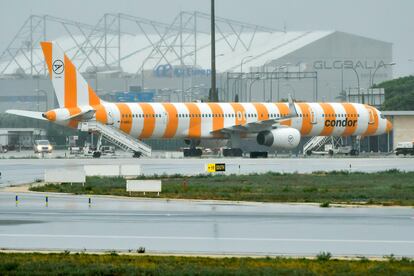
[0,234,413,244]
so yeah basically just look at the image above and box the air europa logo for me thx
[325,118,357,127]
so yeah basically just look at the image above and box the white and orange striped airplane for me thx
[6,42,392,157]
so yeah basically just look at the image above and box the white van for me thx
[33,140,53,153]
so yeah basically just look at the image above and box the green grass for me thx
[0,253,413,275]
[30,170,414,206]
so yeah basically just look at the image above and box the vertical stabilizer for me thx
[40,41,102,108]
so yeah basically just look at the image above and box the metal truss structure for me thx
[0,15,113,75]
[0,12,281,77]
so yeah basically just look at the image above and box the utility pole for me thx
[210,0,216,102]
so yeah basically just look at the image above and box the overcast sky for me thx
[0,0,413,77]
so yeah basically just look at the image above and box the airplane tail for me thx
[40,41,103,108]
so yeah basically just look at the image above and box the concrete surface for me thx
[1,157,414,187]
[0,192,413,257]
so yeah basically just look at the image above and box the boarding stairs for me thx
[78,121,151,157]
[303,136,331,155]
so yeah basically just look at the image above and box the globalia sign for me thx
[153,64,211,78]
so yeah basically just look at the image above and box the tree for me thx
[335,90,347,102]
[375,76,414,110]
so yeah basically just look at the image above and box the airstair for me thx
[303,136,331,155]
[78,121,151,157]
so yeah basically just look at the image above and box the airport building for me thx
[0,12,399,152]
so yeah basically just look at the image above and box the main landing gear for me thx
[222,148,243,157]
[183,148,203,157]
[350,136,360,156]
[249,151,268,158]
[133,151,142,158]
[183,139,203,157]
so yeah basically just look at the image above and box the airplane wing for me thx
[5,110,47,120]
[211,95,299,135]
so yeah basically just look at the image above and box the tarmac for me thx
[0,192,413,257]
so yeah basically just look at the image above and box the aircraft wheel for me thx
[250,152,268,158]
[133,151,142,158]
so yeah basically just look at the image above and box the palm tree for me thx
[335,90,347,102]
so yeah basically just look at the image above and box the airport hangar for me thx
[0,12,401,153]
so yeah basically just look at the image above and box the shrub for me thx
[320,202,330,208]
[316,251,332,261]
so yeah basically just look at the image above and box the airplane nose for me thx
[43,110,56,121]
[386,119,393,133]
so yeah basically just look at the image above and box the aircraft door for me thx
[107,111,114,125]
[368,109,375,125]
[309,107,317,124]
[163,111,168,127]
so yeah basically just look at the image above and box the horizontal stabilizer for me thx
[67,109,96,121]
[5,109,47,120]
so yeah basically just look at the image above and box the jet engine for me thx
[256,128,300,149]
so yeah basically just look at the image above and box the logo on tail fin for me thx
[52,60,64,74]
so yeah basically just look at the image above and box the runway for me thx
[1,156,414,187]
[0,192,413,257]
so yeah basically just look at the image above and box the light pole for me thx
[140,57,156,91]
[210,0,216,101]
[346,66,360,103]
[269,65,285,102]
[214,53,224,101]
[240,55,253,73]
[274,65,288,102]
[35,89,48,111]
[371,62,396,87]
[249,77,259,102]
[249,75,265,101]
[282,83,296,99]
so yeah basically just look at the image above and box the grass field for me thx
[0,253,413,275]
[30,170,414,206]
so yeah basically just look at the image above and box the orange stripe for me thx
[208,103,224,136]
[40,42,52,79]
[253,103,269,121]
[116,103,132,134]
[185,103,202,138]
[297,103,313,135]
[319,103,336,136]
[67,107,81,128]
[341,103,358,136]
[95,105,107,124]
[64,55,77,108]
[67,107,81,116]
[275,103,291,126]
[162,103,178,138]
[230,103,246,126]
[364,105,379,136]
[88,86,101,106]
[139,103,156,138]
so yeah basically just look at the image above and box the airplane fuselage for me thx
[45,101,391,140]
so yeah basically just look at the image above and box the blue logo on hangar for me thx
[154,64,211,78]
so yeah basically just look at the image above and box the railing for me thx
[303,136,330,154]
[79,121,152,157]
